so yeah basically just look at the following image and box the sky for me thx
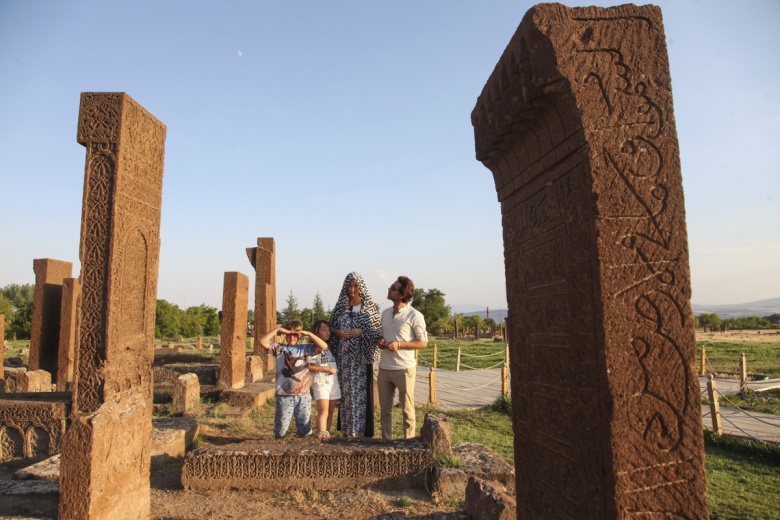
[1,0,778,314]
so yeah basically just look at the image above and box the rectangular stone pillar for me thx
[1,314,5,388]
[29,258,73,379]
[57,277,81,391]
[472,4,707,519]
[59,92,166,520]
[246,237,276,371]
[219,271,249,389]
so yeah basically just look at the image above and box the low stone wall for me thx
[182,437,432,492]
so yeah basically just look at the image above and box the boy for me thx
[258,320,329,438]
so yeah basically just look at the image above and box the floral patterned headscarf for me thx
[329,272,381,364]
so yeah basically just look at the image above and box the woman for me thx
[330,272,381,437]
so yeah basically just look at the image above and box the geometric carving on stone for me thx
[59,92,166,520]
[219,272,249,390]
[246,237,276,370]
[57,278,81,391]
[182,438,432,491]
[0,398,69,461]
[29,258,73,380]
[472,4,707,519]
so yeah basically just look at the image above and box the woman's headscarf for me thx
[330,272,381,364]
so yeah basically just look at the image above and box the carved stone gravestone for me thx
[219,271,249,389]
[472,4,707,519]
[58,92,166,519]
[246,237,276,371]
[57,277,81,391]
[29,258,73,380]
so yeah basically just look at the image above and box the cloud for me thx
[237,50,243,57]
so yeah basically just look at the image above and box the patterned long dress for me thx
[330,273,381,437]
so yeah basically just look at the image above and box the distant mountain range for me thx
[452,297,780,321]
[691,297,780,318]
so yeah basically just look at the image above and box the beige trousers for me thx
[377,366,416,440]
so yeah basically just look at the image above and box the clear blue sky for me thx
[1,1,778,313]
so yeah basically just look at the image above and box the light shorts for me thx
[312,374,342,401]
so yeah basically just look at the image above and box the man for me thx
[377,276,428,440]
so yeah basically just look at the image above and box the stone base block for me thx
[431,443,515,504]
[465,477,516,520]
[182,437,432,491]
[219,382,275,409]
[151,416,200,465]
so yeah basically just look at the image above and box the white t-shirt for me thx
[379,304,427,370]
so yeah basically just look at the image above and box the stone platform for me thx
[182,437,433,491]
[219,381,275,409]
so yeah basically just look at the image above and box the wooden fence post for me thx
[433,344,438,369]
[740,352,748,393]
[707,374,722,435]
[429,367,436,404]
[699,346,706,376]
[456,347,461,372]
[502,362,509,397]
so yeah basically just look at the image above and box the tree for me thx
[697,313,722,331]
[155,299,182,339]
[281,290,301,324]
[1,283,35,339]
[8,301,33,340]
[411,288,451,335]
[1,283,34,308]
[181,304,220,337]
[311,292,329,324]
[247,309,254,326]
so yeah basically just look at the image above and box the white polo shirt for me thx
[379,304,428,370]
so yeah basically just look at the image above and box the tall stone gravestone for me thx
[219,271,249,389]
[59,93,166,519]
[472,4,707,519]
[57,277,81,391]
[246,237,276,371]
[29,258,73,380]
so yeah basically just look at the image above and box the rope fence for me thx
[704,374,780,444]
[408,344,510,408]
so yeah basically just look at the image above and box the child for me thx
[258,320,328,439]
[308,320,342,439]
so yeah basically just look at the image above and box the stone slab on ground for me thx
[219,381,275,409]
[0,479,59,495]
[431,443,515,504]
[13,455,60,482]
[182,437,432,492]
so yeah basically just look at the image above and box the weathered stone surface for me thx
[247,237,276,371]
[59,92,166,520]
[219,381,275,409]
[172,373,200,415]
[0,314,5,382]
[29,259,73,380]
[245,355,263,383]
[0,479,59,495]
[56,277,81,391]
[182,437,432,491]
[0,395,69,460]
[4,367,28,393]
[14,454,62,481]
[420,413,453,457]
[465,477,516,520]
[22,369,52,393]
[219,271,249,389]
[431,443,515,504]
[472,4,707,518]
